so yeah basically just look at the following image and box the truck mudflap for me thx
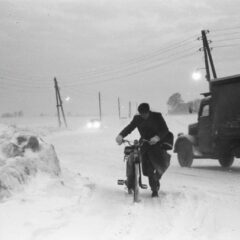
[174,134,196,153]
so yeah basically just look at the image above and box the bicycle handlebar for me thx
[122,139,149,146]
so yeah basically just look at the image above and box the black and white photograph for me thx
[0,0,240,239]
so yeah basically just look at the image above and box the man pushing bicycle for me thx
[116,103,173,198]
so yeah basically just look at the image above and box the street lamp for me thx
[192,67,206,82]
[65,96,71,102]
[192,71,202,81]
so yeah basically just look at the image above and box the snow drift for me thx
[0,124,61,198]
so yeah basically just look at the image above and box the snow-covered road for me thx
[1,115,240,240]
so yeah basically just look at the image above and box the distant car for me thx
[86,119,101,129]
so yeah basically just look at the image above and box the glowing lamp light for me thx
[65,96,71,102]
[192,71,202,81]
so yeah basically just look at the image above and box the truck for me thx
[174,74,240,168]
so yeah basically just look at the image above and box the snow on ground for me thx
[0,123,62,199]
[0,115,240,240]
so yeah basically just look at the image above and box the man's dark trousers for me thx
[141,145,170,192]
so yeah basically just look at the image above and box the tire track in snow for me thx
[104,190,187,240]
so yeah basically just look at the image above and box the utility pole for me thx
[118,97,121,119]
[59,88,68,128]
[98,91,102,121]
[54,77,67,128]
[201,30,211,82]
[201,30,217,80]
[204,31,217,79]
[54,78,61,127]
[128,101,132,118]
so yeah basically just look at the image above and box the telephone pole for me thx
[201,30,211,82]
[118,97,121,119]
[98,91,102,121]
[128,101,132,118]
[54,77,67,128]
[201,30,217,81]
[54,78,61,127]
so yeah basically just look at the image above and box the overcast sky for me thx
[0,0,240,116]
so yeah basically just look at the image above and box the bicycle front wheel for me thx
[126,154,135,191]
[133,162,140,203]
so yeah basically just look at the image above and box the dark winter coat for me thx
[119,111,171,176]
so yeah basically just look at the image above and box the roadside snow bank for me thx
[0,123,61,198]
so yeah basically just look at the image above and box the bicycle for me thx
[117,139,148,203]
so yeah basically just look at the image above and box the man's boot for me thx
[151,190,159,198]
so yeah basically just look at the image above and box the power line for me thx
[60,46,200,86]
[106,34,199,66]
[62,40,199,81]
[61,33,199,78]
[0,28,239,89]
[0,34,200,84]
[0,67,53,82]
[0,32,202,93]
[212,36,240,43]
[63,51,198,87]
[61,88,96,98]
[210,31,240,37]
[0,73,52,87]
[0,84,50,91]
[4,31,239,89]
[0,38,200,90]
[210,26,240,32]
[0,77,50,89]
[213,43,240,49]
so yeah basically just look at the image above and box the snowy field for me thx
[0,114,240,240]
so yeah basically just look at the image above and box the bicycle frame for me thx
[118,139,147,203]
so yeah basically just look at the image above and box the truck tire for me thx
[218,154,234,168]
[177,140,193,167]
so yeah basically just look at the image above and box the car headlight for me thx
[86,120,101,129]
[93,121,101,128]
[87,122,93,128]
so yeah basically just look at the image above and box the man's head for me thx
[138,103,150,120]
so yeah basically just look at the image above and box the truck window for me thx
[201,104,210,117]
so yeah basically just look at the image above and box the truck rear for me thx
[211,74,240,159]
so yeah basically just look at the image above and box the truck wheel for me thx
[177,141,193,167]
[218,155,234,168]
